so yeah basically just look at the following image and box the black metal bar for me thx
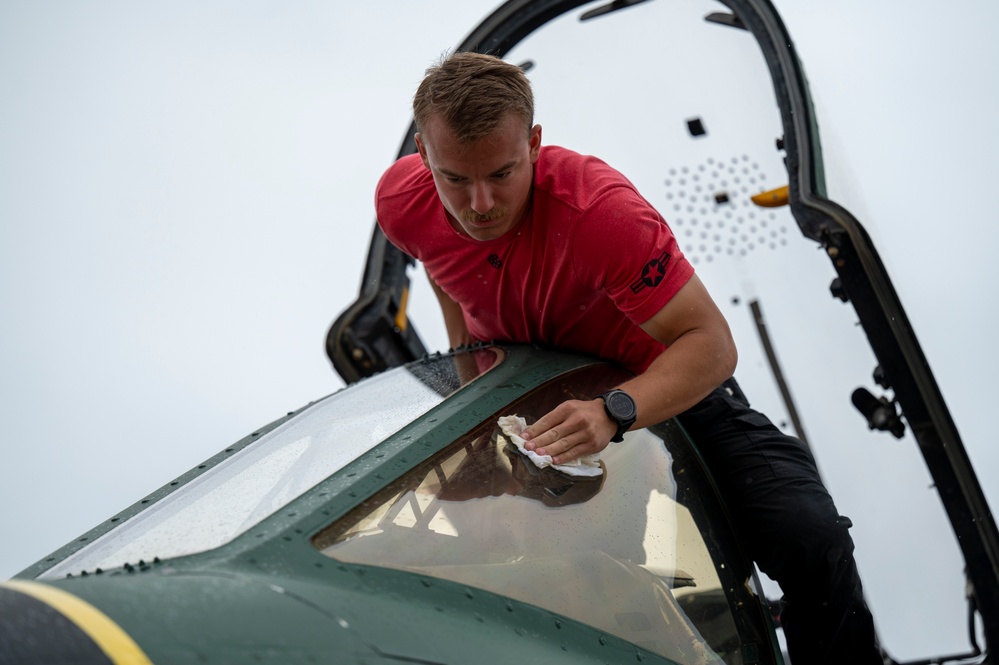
[748,298,810,449]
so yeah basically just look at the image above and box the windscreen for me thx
[39,347,503,580]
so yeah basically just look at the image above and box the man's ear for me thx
[528,124,542,163]
[415,133,431,169]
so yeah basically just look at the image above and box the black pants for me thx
[676,380,882,665]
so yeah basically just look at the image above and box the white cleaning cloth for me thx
[497,415,603,477]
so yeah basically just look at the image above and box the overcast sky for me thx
[1,1,997,660]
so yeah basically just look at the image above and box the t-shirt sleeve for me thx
[374,155,423,259]
[571,185,695,325]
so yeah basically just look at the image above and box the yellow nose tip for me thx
[1,580,154,665]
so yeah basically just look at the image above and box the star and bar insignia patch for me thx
[630,251,671,294]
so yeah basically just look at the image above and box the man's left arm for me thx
[521,274,737,464]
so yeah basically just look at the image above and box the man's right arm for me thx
[426,269,473,349]
[375,157,471,349]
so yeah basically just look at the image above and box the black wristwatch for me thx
[597,389,637,442]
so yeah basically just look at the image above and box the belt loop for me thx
[721,377,751,407]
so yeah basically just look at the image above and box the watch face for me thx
[606,391,636,420]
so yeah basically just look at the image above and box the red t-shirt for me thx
[376,145,695,374]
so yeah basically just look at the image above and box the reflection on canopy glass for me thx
[316,365,775,664]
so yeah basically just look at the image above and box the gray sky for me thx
[1,1,997,660]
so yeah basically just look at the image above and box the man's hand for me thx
[521,399,618,464]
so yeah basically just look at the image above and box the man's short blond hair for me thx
[413,52,534,144]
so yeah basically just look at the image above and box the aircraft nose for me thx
[0,581,151,665]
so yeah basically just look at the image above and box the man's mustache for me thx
[459,207,508,223]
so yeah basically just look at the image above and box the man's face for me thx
[415,113,542,242]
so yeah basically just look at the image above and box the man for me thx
[376,51,881,664]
